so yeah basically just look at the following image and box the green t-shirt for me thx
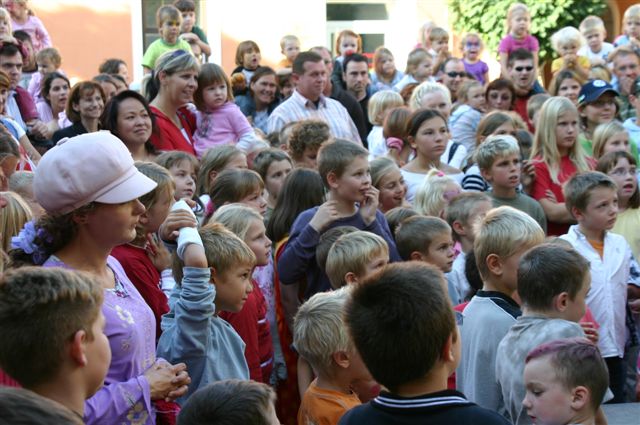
[579,131,640,163]
[142,38,193,70]
[191,25,208,44]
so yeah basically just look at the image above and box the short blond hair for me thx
[475,134,521,171]
[474,206,545,281]
[624,4,640,22]
[579,15,606,35]
[367,90,404,125]
[414,169,460,217]
[0,192,32,254]
[409,81,451,111]
[429,27,449,42]
[551,26,583,53]
[280,34,300,50]
[212,203,263,241]
[445,192,491,242]
[293,287,352,377]
[395,215,451,260]
[592,120,627,160]
[325,231,389,289]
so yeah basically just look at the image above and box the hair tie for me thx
[436,171,445,177]
[386,137,404,151]
[11,220,51,265]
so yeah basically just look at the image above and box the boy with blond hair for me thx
[456,206,545,414]
[560,171,640,403]
[142,5,192,71]
[476,135,547,231]
[0,267,109,418]
[445,192,492,302]
[325,230,389,289]
[496,243,611,425]
[578,15,614,66]
[294,288,371,425]
[278,34,301,70]
[340,262,510,425]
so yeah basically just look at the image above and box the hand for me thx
[179,32,200,43]
[159,209,197,242]
[27,120,48,140]
[580,322,599,344]
[521,160,536,194]
[359,186,380,226]
[146,234,172,272]
[309,200,339,232]
[630,298,640,314]
[145,360,191,401]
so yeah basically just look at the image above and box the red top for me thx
[220,280,274,383]
[513,95,534,133]
[111,244,169,340]
[149,105,197,155]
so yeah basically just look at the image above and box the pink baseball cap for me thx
[34,131,158,214]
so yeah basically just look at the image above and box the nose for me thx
[246,280,254,294]
[522,395,531,409]
[133,199,146,215]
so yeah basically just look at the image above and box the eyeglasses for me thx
[446,71,465,78]
[514,66,534,72]
[589,98,616,108]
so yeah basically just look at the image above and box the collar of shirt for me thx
[292,89,327,110]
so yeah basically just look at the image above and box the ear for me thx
[480,168,493,183]
[452,219,466,237]
[332,351,350,369]
[344,272,359,286]
[570,385,589,411]
[410,251,426,262]
[208,170,218,186]
[209,266,219,285]
[485,253,503,277]
[407,135,416,149]
[440,332,457,364]
[69,330,88,367]
[326,170,339,189]
[157,70,169,86]
[571,206,583,221]
[72,102,80,113]
[72,209,91,225]
[554,292,570,312]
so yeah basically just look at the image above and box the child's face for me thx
[213,264,254,312]
[245,218,272,267]
[239,188,268,217]
[339,35,358,56]
[85,311,112,397]
[575,186,618,233]
[522,356,580,425]
[487,88,513,111]
[242,48,261,70]
[431,38,449,53]
[180,11,196,32]
[583,29,605,51]
[460,201,493,241]
[265,159,292,201]
[555,109,579,155]
[37,57,57,75]
[625,16,640,39]
[377,167,407,212]
[467,85,486,110]
[557,78,581,105]
[607,157,637,203]
[409,116,449,162]
[280,80,294,99]
[295,146,320,170]
[332,155,371,204]
[511,12,531,37]
[283,40,300,62]
[558,42,579,57]
[463,36,481,60]
[379,54,395,76]
[562,271,590,323]
[419,92,451,119]
[0,18,10,36]
[160,18,181,44]
[358,251,389,282]
[422,231,455,273]
[603,131,631,156]
[414,57,433,81]
[143,188,174,233]
[203,82,228,109]
[486,153,521,190]
[169,160,196,200]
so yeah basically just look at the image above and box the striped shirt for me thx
[267,90,361,143]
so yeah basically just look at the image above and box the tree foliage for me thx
[449,0,607,64]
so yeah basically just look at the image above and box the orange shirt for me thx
[298,379,361,425]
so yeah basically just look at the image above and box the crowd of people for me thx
[0,0,639,424]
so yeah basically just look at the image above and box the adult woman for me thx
[9,132,193,424]
[145,50,199,155]
[234,66,280,134]
[52,81,105,143]
[35,71,70,138]
[485,78,516,112]
[101,90,157,161]
[548,69,584,105]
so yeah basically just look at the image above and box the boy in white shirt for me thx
[578,16,614,66]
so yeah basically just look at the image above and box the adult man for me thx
[267,51,361,143]
[439,57,466,102]
[506,48,545,131]
[609,45,640,121]
[343,53,373,137]
[0,42,47,141]
[310,46,367,143]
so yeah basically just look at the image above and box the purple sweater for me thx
[277,207,400,298]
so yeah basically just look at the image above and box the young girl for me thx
[206,168,267,222]
[331,29,362,88]
[382,106,412,166]
[192,63,266,158]
[550,26,590,80]
[498,2,539,75]
[530,96,594,235]
[0,191,31,255]
[461,33,489,84]
[614,5,640,47]
[370,156,407,214]
[0,8,14,42]
[231,40,262,92]
[6,0,51,52]
[577,79,620,154]
[449,80,485,153]
[111,162,174,339]
[592,121,632,160]
[596,150,640,258]
[196,144,247,211]
[366,90,404,160]
[549,69,584,105]
[414,169,462,217]
[0,132,19,190]
[252,148,293,221]
[393,48,433,92]
[211,204,274,384]
[401,109,463,203]
[369,47,404,91]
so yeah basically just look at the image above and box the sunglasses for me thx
[446,71,465,78]
[465,42,480,48]
[514,66,534,72]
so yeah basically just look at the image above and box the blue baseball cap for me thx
[578,79,619,105]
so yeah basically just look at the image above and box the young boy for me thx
[445,192,492,302]
[456,206,545,414]
[523,338,609,425]
[277,139,399,299]
[278,34,301,70]
[550,26,590,80]
[340,262,511,425]
[578,16,614,66]
[294,288,372,425]
[177,380,279,425]
[495,243,609,425]
[173,0,211,59]
[476,134,547,231]
[287,119,331,170]
[142,5,193,72]
[429,27,450,75]
[560,171,640,403]
[0,267,110,418]
[395,215,459,303]
[156,221,257,399]
[325,230,389,289]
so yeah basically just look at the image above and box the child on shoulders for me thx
[142,5,192,72]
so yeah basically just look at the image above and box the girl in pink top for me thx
[498,2,539,75]
[192,63,266,158]
[6,0,51,52]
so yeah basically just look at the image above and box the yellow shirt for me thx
[611,208,640,260]
[551,56,590,73]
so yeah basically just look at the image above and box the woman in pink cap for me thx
[9,132,196,424]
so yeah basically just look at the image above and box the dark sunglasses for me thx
[446,71,465,78]
[514,66,534,72]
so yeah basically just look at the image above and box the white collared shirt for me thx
[561,225,640,357]
[5,90,27,130]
